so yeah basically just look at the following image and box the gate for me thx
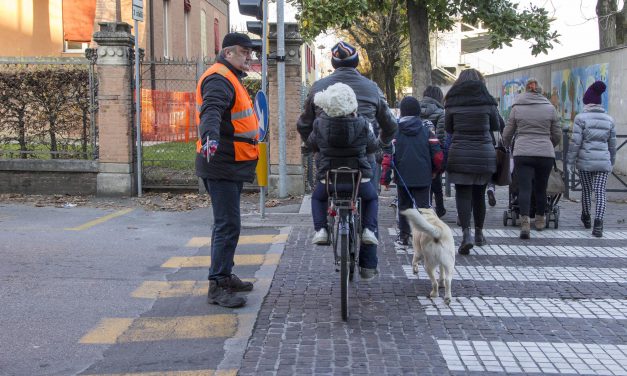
[139,58,212,189]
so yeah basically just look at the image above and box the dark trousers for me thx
[202,178,243,281]
[455,184,487,229]
[397,185,431,237]
[431,173,444,211]
[514,156,554,217]
[311,181,378,232]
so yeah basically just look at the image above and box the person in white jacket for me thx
[567,81,616,238]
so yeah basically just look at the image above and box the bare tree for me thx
[597,0,618,48]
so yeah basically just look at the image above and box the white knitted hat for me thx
[313,82,358,117]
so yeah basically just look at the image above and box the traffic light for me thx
[246,21,262,37]
[238,0,262,20]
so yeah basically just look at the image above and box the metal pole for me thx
[260,0,269,217]
[277,0,287,198]
[134,19,142,197]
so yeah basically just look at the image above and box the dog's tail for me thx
[401,208,442,241]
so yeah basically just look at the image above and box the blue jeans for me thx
[202,179,243,281]
[311,181,378,232]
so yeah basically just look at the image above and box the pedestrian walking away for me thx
[195,32,259,308]
[420,85,447,218]
[394,96,444,246]
[297,40,398,280]
[443,69,500,254]
[502,78,560,239]
[567,80,616,238]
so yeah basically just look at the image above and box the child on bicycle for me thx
[394,96,444,245]
[305,82,379,246]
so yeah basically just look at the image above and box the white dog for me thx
[401,208,455,304]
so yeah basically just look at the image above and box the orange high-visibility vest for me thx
[195,63,259,162]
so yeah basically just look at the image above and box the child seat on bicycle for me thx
[305,83,379,246]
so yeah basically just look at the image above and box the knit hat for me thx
[331,41,359,69]
[313,82,358,117]
[583,81,606,105]
[399,96,421,117]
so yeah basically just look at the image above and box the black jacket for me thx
[444,80,500,175]
[419,96,445,146]
[297,67,397,146]
[394,116,442,188]
[306,113,377,181]
[195,57,257,182]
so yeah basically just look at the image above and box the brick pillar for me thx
[267,23,305,197]
[92,22,136,196]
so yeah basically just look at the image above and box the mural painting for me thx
[550,63,609,130]
[500,77,529,120]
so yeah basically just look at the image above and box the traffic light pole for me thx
[277,0,287,198]
[259,0,268,217]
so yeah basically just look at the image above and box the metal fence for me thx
[0,56,98,160]
[139,58,212,189]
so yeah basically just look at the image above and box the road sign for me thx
[132,0,143,21]
[254,91,269,141]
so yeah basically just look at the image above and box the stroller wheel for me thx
[503,211,509,226]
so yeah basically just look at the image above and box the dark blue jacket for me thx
[394,116,443,188]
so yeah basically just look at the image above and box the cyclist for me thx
[306,83,379,251]
[297,41,397,280]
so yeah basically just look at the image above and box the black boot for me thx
[592,219,603,238]
[474,228,486,246]
[208,279,246,308]
[458,228,473,255]
[581,213,591,229]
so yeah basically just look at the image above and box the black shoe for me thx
[436,207,447,218]
[208,280,246,308]
[487,190,496,207]
[581,213,592,229]
[395,233,410,246]
[458,228,473,255]
[226,274,253,292]
[474,228,486,247]
[592,219,603,238]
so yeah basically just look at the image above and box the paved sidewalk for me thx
[239,187,627,376]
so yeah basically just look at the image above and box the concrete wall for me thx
[485,45,627,176]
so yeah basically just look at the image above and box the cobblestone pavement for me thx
[238,187,627,376]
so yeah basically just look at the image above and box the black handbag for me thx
[492,134,511,186]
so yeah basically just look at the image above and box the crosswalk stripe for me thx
[403,265,627,283]
[438,339,627,374]
[186,234,288,247]
[161,254,281,268]
[419,297,627,320]
[80,315,244,344]
[388,227,627,239]
[396,244,627,258]
[131,279,256,299]
[85,370,238,376]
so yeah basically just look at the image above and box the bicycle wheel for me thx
[339,217,350,321]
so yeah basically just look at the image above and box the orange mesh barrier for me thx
[141,89,197,142]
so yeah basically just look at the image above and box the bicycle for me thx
[325,166,362,321]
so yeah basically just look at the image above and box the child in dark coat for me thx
[394,96,443,245]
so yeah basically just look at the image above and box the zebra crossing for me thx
[391,226,627,375]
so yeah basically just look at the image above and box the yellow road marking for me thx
[131,279,256,299]
[84,369,238,376]
[186,233,288,247]
[80,315,238,344]
[161,254,281,268]
[65,208,134,231]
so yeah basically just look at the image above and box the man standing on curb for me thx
[297,41,397,281]
[195,33,259,308]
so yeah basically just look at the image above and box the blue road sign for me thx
[254,91,269,141]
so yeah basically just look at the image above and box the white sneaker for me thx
[311,228,328,244]
[361,228,379,245]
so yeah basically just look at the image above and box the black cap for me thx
[400,96,421,117]
[222,32,255,49]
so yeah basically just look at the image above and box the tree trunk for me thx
[406,0,432,97]
[617,3,626,45]
[597,0,618,49]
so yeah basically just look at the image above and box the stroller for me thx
[502,162,565,229]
